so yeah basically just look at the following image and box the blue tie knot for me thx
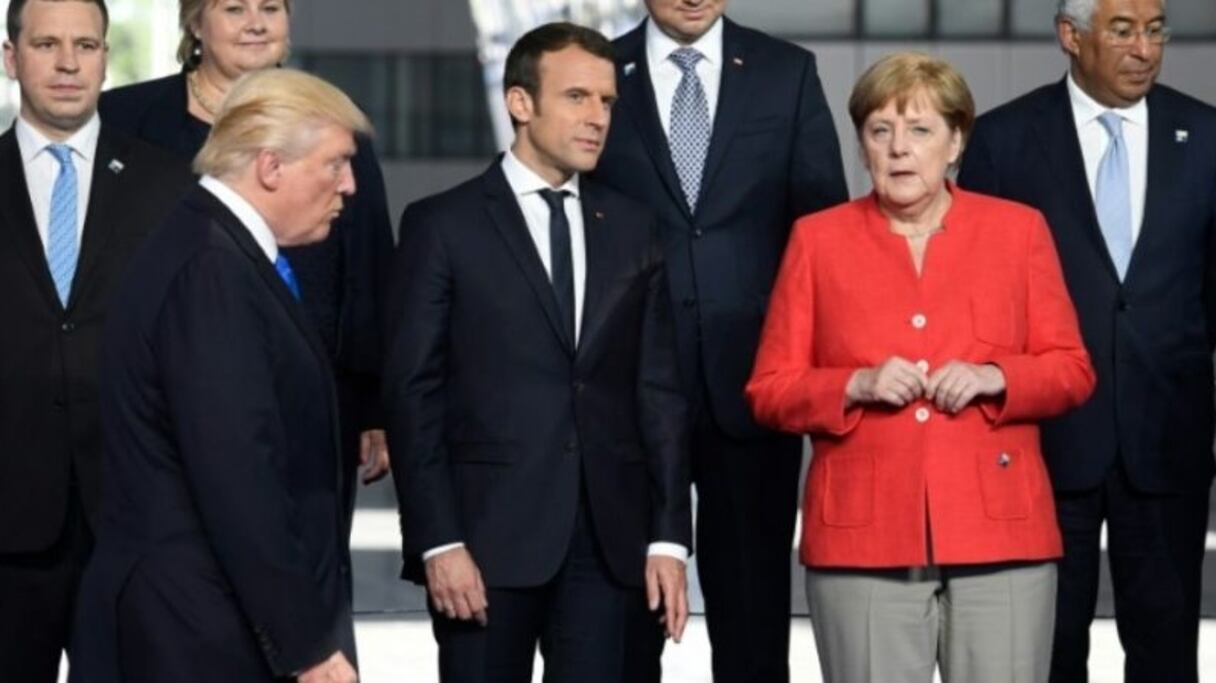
[669,47,703,74]
[47,143,73,166]
[1098,112,1124,140]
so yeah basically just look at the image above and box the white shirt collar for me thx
[1066,70,1148,129]
[646,14,724,71]
[199,175,279,263]
[501,149,581,199]
[16,112,100,166]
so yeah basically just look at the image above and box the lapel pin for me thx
[623,62,636,77]
[595,211,605,220]
[1175,130,1189,143]
[108,159,124,174]
[732,57,744,67]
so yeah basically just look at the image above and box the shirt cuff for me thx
[422,542,465,562]
[647,542,689,563]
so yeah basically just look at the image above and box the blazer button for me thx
[914,407,930,423]
[52,397,65,410]
[692,228,704,239]
[682,297,696,309]
[1116,299,1130,312]
[60,321,76,333]
[910,313,927,329]
[997,452,1012,467]
[564,440,577,453]
[572,381,585,394]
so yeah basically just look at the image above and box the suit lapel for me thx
[482,163,575,355]
[0,129,63,310]
[1032,81,1120,281]
[70,127,123,309]
[577,182,612,354]
[616,23,690,222]
[697,19,753,211]
[1131,87,1178,281]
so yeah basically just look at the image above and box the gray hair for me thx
[1057,0,1165,31]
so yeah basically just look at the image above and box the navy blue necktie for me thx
[274,253,301,301]
[538,188,575,346]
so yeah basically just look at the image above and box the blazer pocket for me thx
[821,454,874,527]
[971,296,1017,349]
[449,443,515,464]
[975,449,1030,520]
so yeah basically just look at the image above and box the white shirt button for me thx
[915,359,930,374]
[915,407,931,423]
[911,313,927,329]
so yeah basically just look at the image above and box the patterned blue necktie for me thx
[668,47,711,213]
[46,144,79,306]
[274,253,301,301]
[1095,112,1132,280]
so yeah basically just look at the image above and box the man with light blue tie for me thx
[0,0,191,680]
[959,0,1216,680]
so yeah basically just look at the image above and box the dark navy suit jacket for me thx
[959,80,1216,493]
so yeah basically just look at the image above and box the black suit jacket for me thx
[99,73,394,436]
[384,163,691,588]
[0,125,191,553]
[72,187,355,681]
[593,18,848,438]
[959,80,1216,493]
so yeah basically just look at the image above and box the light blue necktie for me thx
[46,144,79,306]
[1095,112,1132,280]
[668,47,711,213]
[274,253,301,301]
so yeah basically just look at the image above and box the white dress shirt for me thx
[16,113,99,249]
[422,151,688,564]
[1067,71,1149,243]
[199,175,278,264]
[646,15,724,135]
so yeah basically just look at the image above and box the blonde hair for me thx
[193,68,372,179]
[177,0,292,67]
[848,52,976,141]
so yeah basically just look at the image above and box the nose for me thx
[889,125,910,156]
[1128,32,1154,58]
[587,98,610,130]
[55,44,80,72]
[338,162,356,196]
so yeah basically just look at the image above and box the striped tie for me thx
[46,144,79,306]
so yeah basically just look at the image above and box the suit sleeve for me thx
[983,212,1096,424]
[745,219,864,435]
[789,51,849,218]
[956,119,1000,196]
[636,225,692,548]
[383,202,462,560]
[156,252,340,676]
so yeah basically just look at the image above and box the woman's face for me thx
[860,90,962,216]
[195,0,288,79]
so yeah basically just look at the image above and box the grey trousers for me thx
[805,562,1057,683]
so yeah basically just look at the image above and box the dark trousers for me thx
[693,407,803,683]
[431,503,662,682]
[0,492,92,682]
[1049,465,1211,683]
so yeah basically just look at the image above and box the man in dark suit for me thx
[592,1,849,680]
[385,22,692,682]
[0,1,191,680]
[70,69,367,683]
[958,0,1216,680]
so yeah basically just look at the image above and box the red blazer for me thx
[746,187,1095,568]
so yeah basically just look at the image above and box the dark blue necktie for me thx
[538,188,575,346]
[274,253,301,301]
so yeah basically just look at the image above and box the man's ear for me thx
[1057,19,1082,58]
[254,149,283,191]
[505,85,535,126]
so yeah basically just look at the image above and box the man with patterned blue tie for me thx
[959,0,1216,680]
[0,0,191,680]
[71,69,368,683]
[594,1,848,680]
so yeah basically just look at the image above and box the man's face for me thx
[1058,0,1165,108]
[508,45,617,187]
[272,123,357,246]
[644,0,726,45]
[3,0,107,141]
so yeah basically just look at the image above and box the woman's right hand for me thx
[845,356,929,408]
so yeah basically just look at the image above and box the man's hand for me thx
[925,361,1006,413]
[425,546,488,626]
[358,429,390,484]
[298,651,357,683]
[645,555,688,643]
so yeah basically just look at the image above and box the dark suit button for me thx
[573,381,585,394]
[1116,299,1130,312]
[682,297,696,309]
[340,563,350,576]
[60,321,75,333]
[52,398,65,409]
[564,440,577,453]
[692,229,704,239]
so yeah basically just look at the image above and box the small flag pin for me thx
[623,62,636,76]
[108,159,124,174]
[1176,130,1189,143]
[732,57,744,66]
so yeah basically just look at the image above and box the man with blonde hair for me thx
[71,68,370,683]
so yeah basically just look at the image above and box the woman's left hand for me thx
[925,362,1006,414]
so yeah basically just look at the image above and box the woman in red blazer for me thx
[746,53,1095,683]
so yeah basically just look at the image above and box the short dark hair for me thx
[7,0,110,42]
[503,21,614,124]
